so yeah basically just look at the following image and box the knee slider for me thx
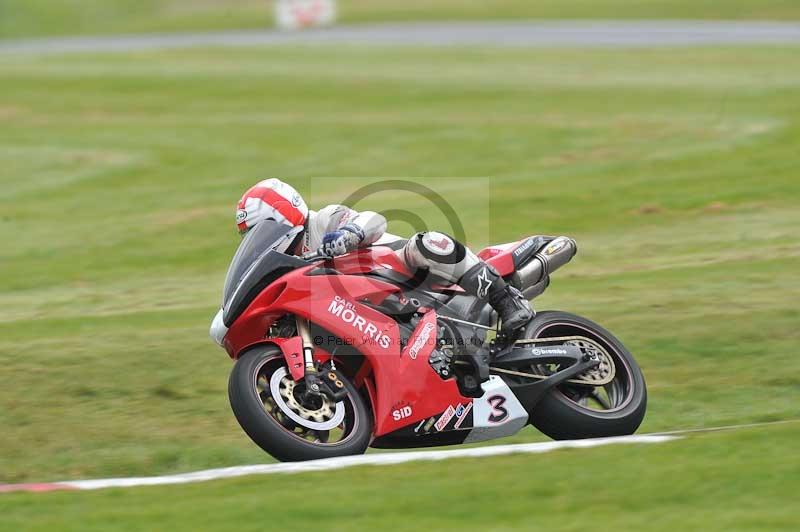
[415,232,466,265]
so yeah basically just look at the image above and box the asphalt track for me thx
[1,21,800,54]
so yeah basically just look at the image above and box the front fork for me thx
[296,317,317,374]
[295,316,347,401]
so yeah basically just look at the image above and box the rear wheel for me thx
[524,311,647,439]
[228,345,372,461]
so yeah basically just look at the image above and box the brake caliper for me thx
[304,366,348,402]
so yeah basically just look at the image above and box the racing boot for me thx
[459,263,534,335]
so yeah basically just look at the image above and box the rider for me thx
[235,178,533,333]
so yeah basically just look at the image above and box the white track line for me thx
[4,419,798,494]
[66,435,677,490]
[649,419,800,436]
[1,435,676,493]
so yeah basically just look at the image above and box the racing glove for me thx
[318,224,365,258]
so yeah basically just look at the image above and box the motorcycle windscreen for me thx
[221,220,303,310]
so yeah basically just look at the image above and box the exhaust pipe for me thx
[511,236,577,299]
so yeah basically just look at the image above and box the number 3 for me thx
[487,395,508,423]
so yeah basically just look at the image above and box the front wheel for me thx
[524,311,647,440]
[228,345,372,461]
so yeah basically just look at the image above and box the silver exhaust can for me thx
[512,237,577,299]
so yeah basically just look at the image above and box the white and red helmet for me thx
[236,178,308,234]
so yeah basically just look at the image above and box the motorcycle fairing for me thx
[365,308,477,436]
[372,375,529,448]
[221,221,306,328]
[399,309,437,361]
[224,265,474,436]
[463,376,528,443]
[478,236,556,276]
[223,266,401,359]
[328,246,414,278]
[477,241,519,276]
[223,250,308,328]
[265,336,335,381]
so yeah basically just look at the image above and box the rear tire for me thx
[525,311,647,440]
[229,345,372,461]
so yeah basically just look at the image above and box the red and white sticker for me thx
[407,322,435,360]
[434,405,457,432]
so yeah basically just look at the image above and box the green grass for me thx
[2,0,800,39]
[1,40,799,504]
[1,424,798,531]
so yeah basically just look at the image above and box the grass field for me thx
[1,424,798,531]
[0,40,799,528]
[2,0,800,39]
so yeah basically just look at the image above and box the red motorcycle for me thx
[210,221,647,461]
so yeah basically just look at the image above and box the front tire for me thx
[525,311,647,440]
[229,345,372,461]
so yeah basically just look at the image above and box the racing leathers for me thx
[300,204,533,333]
